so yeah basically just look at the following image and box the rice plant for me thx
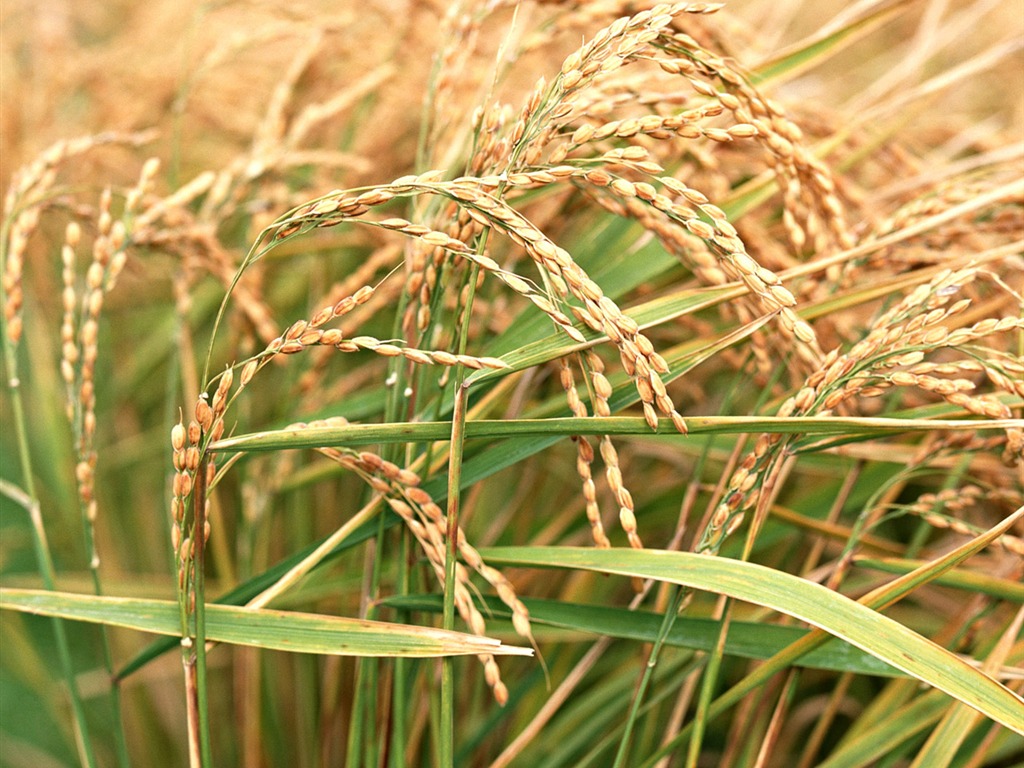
[1,1,1022,766]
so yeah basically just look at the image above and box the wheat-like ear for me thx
[896,487,1024,557]
[699,260,1024,554]
[6,0,1022,763]
[256,419,537,706]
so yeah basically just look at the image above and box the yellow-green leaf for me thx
[478,547,1024,734]
[0,588,532,659]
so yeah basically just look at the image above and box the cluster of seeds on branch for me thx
[447,183,690,432]
[658,36,853,254]
[578,182,784,377]
[522,3,724,166]
[270,179,687,433]
[695,430,779,554]
[576,166,816,354]
[236,281,509,381]
[793,269,1022,438]
[2,204,36,348]
[3,133,149,349]
[281,417,535,705]
[505,2,851,261]
[460,161,816,370]
[296,243,402,395]
[491,10,856,362]
[557,352,646,548]
[697,266,1023,553]
[854,179,1023,282]
[567,104,760,147]
[170,369,232,598]
[59,161,160,556]
[240,283,376,382]
[897,487,1024,557]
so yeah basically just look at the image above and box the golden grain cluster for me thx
[2,1,1021,765]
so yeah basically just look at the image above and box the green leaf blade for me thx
[381,594,902,677]
[0,588,533,659]
[477,547,1024,734]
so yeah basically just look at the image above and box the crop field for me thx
[1,1,1022,766]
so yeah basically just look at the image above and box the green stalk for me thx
[440,381,469,768]
[362,509,388,768]
[84,545,132,768]
[0,225,97,768]
[612,586,687,768]
[193,454,212,768]
[344,653,366,768]
[684,603,732,768]
[389,527,412,768]
[345,508,378,768]
[340,500,391,768]
[439,262,479,767]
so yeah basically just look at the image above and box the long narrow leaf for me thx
[0,588,533,659]
[465,284,740,382]
[751,2,906,87]
[477,547,1024,733]
[211,416,1021,453]
[381,594,901,677]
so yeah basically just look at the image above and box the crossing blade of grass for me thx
[465,284,740,383]
[116,511,386,679]
[381,595,901,677]
[751,2,906,87]
[908,607,1024,768]
[478,547,1024,734]
[635,502,1024,767]
[814,690,951,768]
[853,558,1024,603]
[211,415,1022,454]
[0,589,534,658]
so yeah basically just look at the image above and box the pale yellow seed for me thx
[431,350,459,366]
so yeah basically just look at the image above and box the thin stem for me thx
[90,567,132,768]
[0,224,97,768]
[437,251,480,767]
[389,527,412,768]
[440,380,469,768]
[345,651,366,767]
[359,505,390,768]
[684,599,732,768]
[184,652,202,768]
[193,454,212,768]
[612,587,687,768]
